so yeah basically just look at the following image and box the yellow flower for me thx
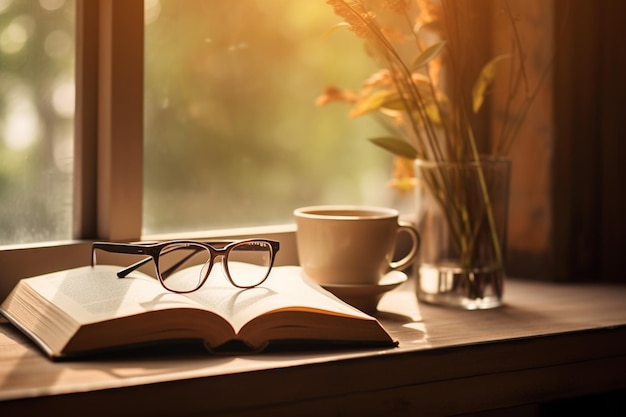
[326,0,376,38]
[383,0,410,14]
[415,0,442,27]
[362,69,393,90]
[315,85,359,106]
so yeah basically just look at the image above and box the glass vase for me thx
[414,157,511,309]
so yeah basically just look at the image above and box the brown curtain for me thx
[552,0,626,283]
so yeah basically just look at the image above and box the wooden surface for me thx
[1,278,625,416]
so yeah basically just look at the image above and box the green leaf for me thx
[369,137,418,159]
[472,54,510,113]
[411,41,447,70]
[322,22,350,39]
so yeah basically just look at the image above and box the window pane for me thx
[144,0,396,235]
[0,0,75,245]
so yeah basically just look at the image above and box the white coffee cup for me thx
[294,205,420,286]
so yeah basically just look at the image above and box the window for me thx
[0,0,75,246]
[1,0,398,243]
[143,0,393,235]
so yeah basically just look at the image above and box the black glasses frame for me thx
[91,239,280,293]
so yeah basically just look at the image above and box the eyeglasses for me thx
[91,239,280,293]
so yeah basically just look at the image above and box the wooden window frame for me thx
[0,0,296,300]
[0,1,143,297]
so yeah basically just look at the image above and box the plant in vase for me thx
[316,0,549,309]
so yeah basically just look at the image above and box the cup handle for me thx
[389,221,421,271]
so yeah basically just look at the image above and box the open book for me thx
[0,264,396,359]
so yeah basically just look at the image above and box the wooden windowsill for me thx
[1,278,625,416]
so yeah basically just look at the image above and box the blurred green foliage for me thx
[143,0,393,234]
[0,0,75,245]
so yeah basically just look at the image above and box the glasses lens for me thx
[157,242,211,292]
[225,240,274,288]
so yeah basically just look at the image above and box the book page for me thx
[24,265,207,324]
[185,265,373,333]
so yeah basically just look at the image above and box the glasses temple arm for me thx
[118,245,204,280]
[117,256,153,278]
[160,250,200,280]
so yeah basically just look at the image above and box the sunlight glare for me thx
[0,0,13,13]
[52,78,75,117]
[0,16,32,54]
[3,93,41,150]
[145,0,161,25]
[39,0,65,11]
